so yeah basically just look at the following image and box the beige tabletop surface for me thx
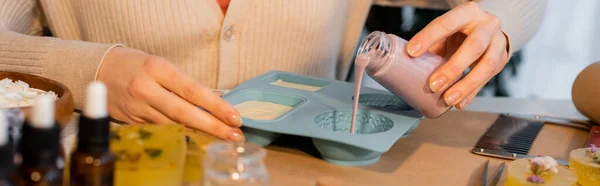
[61,98,591,186]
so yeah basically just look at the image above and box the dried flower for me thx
[527,175,545,184]
[585,144,600,164]
[527,156,559,183]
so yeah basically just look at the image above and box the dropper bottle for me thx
[14,95,63,186]
[70,82,115,186]
[0,111,15,186]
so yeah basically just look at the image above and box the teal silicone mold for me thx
[223,71,423,166]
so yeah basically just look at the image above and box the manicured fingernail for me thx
[429,75,448,92]
[228,114,243,127]
[227,130,245,143]
[406,40,422,56]
[445,91,461,106]
[459,98,469,109]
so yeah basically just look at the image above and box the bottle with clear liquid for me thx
[203,142,269,186]
[354,31,452,118]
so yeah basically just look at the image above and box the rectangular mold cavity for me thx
[265,73,330,92]
[227,89,306,121]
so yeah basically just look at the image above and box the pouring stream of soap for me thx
[351,53,372,134]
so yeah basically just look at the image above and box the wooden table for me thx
[61,98,590,186]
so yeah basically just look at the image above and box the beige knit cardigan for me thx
[0,0,546,108]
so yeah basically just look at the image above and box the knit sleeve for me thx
[0,0,122,109]
[477,0,548,53]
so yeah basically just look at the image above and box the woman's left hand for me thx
[405,2,509,110]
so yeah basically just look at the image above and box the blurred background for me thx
[503,0,600,99]
[357,0,599,100]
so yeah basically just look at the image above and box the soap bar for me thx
[235,100,293,120]
[505,158,576,186]
[182,140,203,184]
[110,124,186,186]
[569,148,600,186]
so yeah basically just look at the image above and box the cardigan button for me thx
[223,25,234,41]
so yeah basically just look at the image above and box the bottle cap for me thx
[78,81,110,152]
[84,81,108,119]
[30,95,55,129]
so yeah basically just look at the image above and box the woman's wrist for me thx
[95,44,126,81]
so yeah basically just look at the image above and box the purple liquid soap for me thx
[351,31,453,133]
[350,54,370,134]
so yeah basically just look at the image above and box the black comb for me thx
[471,114,570,165]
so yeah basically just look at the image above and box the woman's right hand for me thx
[98,47,245,142]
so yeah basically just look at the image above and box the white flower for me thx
[530,156,559,174]
[542,163,552,170]
[0,78,57,108]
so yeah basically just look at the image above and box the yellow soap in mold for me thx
[569,147,600,186]
[110,124,186,186]
[235,100,293,120]
[505,158,577,186]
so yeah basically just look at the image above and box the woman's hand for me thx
[98,47,245,142]
[406,2,509,110]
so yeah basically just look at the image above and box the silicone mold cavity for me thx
[242,127,281,146]
[314,109,393,135]
[312,138,382,166]
[312,109,394,166]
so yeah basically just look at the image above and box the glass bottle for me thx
[13,95,63,186]
[203,142,269,186]
[70,82,115,186]
[355,31,452,118]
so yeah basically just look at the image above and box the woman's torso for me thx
[38,0,458,89]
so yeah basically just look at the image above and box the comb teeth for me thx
[474,115,544,155]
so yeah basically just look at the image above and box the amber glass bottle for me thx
[70,82,115,186]
[14,96,63,186]
[69,119,115,186]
